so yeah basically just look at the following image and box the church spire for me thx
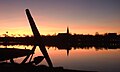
[67,26,69,34]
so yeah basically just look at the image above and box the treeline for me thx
[0,33,120,49]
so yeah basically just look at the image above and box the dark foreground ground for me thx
[0,62,97,72]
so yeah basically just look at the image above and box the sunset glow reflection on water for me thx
[0,45,120,72]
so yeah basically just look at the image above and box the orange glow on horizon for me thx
[0,11,120,36]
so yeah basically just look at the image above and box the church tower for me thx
[67,26,69,34]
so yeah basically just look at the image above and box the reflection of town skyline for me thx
[1,44,119,72]
[0,44,119,56]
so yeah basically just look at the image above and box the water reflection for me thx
[47,47,120,72]
[0,45,119,72]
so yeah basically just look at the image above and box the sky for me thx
[0,0,120,36]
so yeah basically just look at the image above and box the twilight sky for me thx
[0,0,120,36]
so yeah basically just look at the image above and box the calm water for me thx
[0,45,120,72]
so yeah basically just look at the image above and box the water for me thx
[0,45,120,72]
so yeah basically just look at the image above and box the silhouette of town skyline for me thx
[0,26,120,37]
[0,26,120,56]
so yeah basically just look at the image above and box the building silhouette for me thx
[58,27,71,36]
